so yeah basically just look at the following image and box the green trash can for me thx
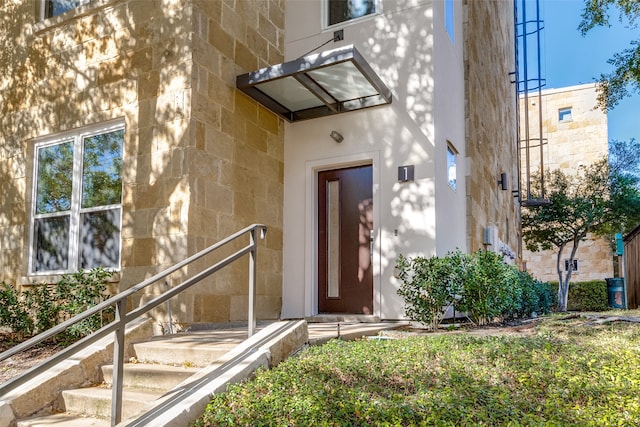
[605,278,626,309]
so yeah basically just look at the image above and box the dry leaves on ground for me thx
[0,332,63,384]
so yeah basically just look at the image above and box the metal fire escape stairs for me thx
[515,0,550,207]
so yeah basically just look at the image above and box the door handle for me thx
[370,229,374,260]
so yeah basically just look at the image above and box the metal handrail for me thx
[0,223,267,425]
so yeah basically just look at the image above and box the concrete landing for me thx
[307,321,409,345]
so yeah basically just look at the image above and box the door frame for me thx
[304,151,381,317]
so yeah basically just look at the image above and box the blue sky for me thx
[541,0,638,142]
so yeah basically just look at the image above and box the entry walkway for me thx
[183,319,409,346]
[307,321,409,345]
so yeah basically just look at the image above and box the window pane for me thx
[82,129,124,208]
[47,0,88,18]
[445,0,454,42]
[79,208,121,269]
[447,146,457,189]
[327,180,340,298]
[33,216,70,272]
[559,108,572,122]
[36,142,74,214]
[328,0,376,26]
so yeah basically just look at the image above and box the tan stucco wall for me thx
[520,84,613,282]
[0,0,284,325]
[464,0,520,258]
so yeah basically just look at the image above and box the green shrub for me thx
[56,267,114,339]
[0,268,113,341]
[515,271,552,318]
[24,284,61,334]
[397,251,552,327]
[396,251,465,330]
[0,283,34,338]
[457,250,513,325]
[548,280,608,311]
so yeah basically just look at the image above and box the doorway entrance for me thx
[317,165,373,314]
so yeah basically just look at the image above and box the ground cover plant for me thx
[195,313,640,426]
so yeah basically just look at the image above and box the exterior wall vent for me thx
[483,226,495,246]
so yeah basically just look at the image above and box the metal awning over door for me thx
[236,45,392,122]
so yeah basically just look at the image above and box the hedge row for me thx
[396,250,552,329]
[547,280,609,312]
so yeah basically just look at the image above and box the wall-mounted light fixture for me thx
[330,130,344,143]
[498,172,508,191]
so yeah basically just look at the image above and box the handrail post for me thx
[0,224,269,406]
[248,226,257,337]
[111,299,125,426]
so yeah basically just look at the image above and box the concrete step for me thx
[131,331,244,367]
[101,363,200,391]
[17,413,110,427]
[12,321,308,427]
[61,386,164,420]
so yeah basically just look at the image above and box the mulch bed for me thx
[0,331,64,384]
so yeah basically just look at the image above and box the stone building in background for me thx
[520,83,614,283]
[0,0,520,324]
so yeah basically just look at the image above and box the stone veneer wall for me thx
[520,84,613,282]
[185,0,285,322]
[0,0,284,326]
[463,0,521,256]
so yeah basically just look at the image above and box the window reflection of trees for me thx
[328,0,376,26]
[36,141,73,214]
[34,216,70,272]
[32,128,123,273]
[80,209,121,269]
[82,131,123,208]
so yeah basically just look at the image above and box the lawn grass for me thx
[194,313,640,426]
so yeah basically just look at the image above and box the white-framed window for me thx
[30,121,124,274]
[325,0,380,27]
[558,107,573,122]
[40,0,90,19]
[447,142,458,190]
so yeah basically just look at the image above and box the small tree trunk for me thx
[556,238,581,312]
[556,245,568,311]
[558,280,569,312]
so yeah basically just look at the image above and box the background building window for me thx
[447,143,458,190]
[564,259,578,272]
[558,107,573,122]
[327,0,377,26]
[31,124,124,273]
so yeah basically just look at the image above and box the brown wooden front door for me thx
[318,165,373,314]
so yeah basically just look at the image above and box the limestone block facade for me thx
[464,0,520,257]
[520,84,613,282]
[0,0,285,326]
